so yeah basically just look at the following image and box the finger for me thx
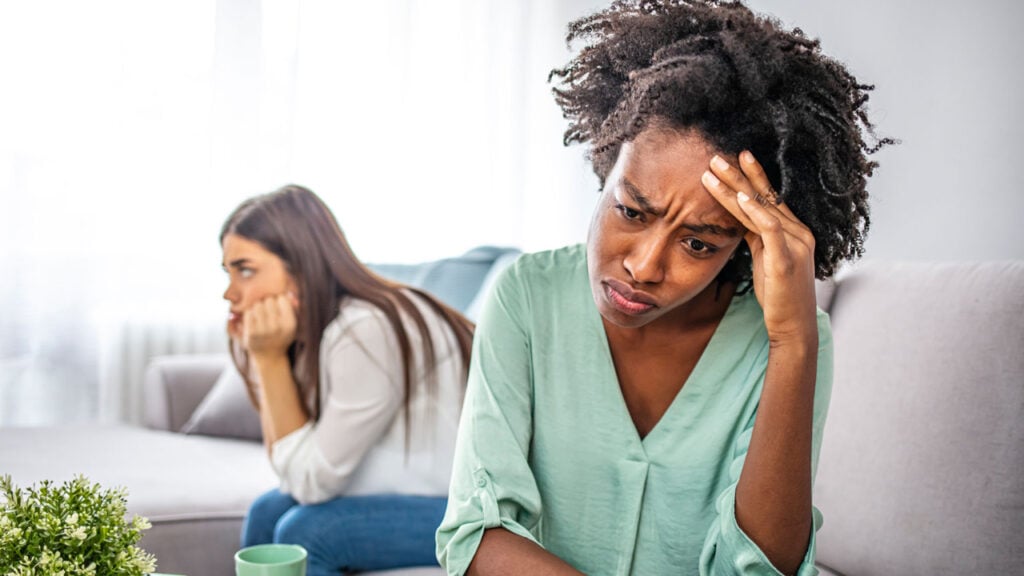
[275,294,295,327]
[226,317,242,340]
[710,154,758,201]
[708,154,786,232]
[738,190,815,280]
[735,152,816,251]
[724,152,812,242]
[736,191,793,265]
[738,152,780,206]
[248,300,270,335]
[735,191,776,238]
[736,152,817,256]
[701,169,757,233]
[738,151,799,225]
[241,308,256,344]
[712,154,787,220]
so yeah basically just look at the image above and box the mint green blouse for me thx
[436,244,832,576]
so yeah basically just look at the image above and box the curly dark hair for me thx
[550,0,894,281]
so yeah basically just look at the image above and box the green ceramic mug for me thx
[235,544,307,576]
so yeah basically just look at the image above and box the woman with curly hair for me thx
[437,1,891,575]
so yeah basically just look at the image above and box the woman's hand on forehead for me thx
[700,151,818,343]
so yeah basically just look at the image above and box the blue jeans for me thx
[241,489,447,576]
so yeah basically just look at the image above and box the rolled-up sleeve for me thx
[436,262,544,575]
[699,311,834,576]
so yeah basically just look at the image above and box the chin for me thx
[600,311,653,330]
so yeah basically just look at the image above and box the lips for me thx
[603,279,657,315]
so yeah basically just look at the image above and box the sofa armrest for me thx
[143,354,231,432]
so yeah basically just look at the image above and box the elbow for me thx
[279,473,349,506]
[465,528,503,576]
[756,521,813,576]
[278,481,326,506]
[286,488,328,506]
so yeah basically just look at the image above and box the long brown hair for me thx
[220,184,474,424]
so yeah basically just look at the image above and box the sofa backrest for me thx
[814,261,1024,575]
[368,246,520,317]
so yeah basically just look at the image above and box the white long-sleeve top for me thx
[269,292,465,505]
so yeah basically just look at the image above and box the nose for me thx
[623,235,667,285]
[223,282,239,303]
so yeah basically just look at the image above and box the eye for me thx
[239,267,255,279]
[683,238,717,256]
[614,203,644,222]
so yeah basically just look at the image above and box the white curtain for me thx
[0,0,604,426]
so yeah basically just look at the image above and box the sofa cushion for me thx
[814,278,837,313]
[369,246,520,314]
[181,363,263,441]
[464,250,522,322]
[143,354,231,432]
[814,261,1024,575]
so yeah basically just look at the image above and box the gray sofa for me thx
[2,257,1021,576]
[811,261,1024,576]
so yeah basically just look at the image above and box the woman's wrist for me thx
[768,326,818,352]
[249,350,291,374]
[766,306,819,349]
[764,328,819,396]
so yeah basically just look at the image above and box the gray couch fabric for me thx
[180,361,261,441]
[143,353,235,434]
[813,261,1024,575]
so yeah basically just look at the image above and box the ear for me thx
[285,275,301,309]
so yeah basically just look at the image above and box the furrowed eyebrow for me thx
[621,178,664,217]
[680,222,742,238]
[620,177,741,238]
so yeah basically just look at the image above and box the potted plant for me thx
[0,474,157,575]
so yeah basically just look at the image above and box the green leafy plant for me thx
[0,475,157,576]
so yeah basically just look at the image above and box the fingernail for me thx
[737,191,750,202]
[711,155,729,170]
[702,170,720,186]
[741,151,755,163]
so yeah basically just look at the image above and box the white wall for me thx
[744,0,1024,261]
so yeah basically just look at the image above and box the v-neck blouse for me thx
[436,245,833,576]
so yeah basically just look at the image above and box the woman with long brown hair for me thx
[222,185,472,574]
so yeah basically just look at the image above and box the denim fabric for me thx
[242,489,447,576]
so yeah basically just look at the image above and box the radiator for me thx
[96,304,228,425]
